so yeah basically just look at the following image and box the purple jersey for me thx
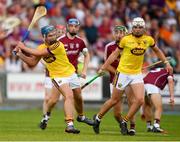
[143,68,173,90]
[104,41,119,83]
[59,34,86,70]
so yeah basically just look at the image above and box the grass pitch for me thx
[0,108,180,141]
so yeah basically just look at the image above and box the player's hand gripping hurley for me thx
[13,6,47,55]
[142,57,172,70]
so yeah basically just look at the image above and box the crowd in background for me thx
[0,0,180,73]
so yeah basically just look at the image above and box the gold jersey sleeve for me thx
[38,42,75,78]
[117,34,155,74]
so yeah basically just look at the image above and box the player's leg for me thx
[70,73,93,126]
[121,74,144,135]
[93,86,124,134]
[59,84,80,134]
[110,83,123,124]
[113,100,123,124]
[143,94,153,132]
[126,87,136,135]
[52,78,80,134]
[151,93,164,133]
[144,84,162,132]
[39,85,59,130]
[43,77,54,115]
[43,88,51,114]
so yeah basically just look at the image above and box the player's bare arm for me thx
[167,77,175,106]
[17,50,41,67]
[81,48,90,79]
[16,41,50,57]
[99,48,122,73]
[151,45,173,74]
[106,65,116,74]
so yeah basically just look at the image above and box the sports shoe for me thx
[120,121,128,135]
[92,114,100,134]
[147,126,153,132]
[128,129,136,136]
[119,120,122,128]
[39,118,48,130]
[152,126,164,133]
[77,116,94,126]
[65,125,80,134]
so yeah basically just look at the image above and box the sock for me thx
[97,113,104,119]
[130,123,135,129]
[154,119,160,124]
[47,112,51,116]
[96,114,101,122]
[43,112,51,121]
[154,119,160,128]
[146,121,152,128]
[67,121,74,126]
[78,115,85,121]
[122,116,129,123]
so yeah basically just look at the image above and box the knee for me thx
[111,99,119,106]
[64,93,74,100]
[156,105,163,112]
[48,98,57,106]
[74,93,83,101]
[44,96,50,103]
[136,97,144,106]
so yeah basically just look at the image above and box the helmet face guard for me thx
[41,25,57,45]
[132,17,145,28]
[132,17,146,36]
[67,18,80,36]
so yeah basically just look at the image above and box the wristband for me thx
[164,60,169,64]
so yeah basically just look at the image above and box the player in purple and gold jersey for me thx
[42,24,66,120]
[105,25,136,135]
[93,17,173,135]
[142,68,174,133]
[14,25,80,134]
[42,19,93,129]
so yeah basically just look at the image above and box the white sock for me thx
[44,115,50,120]
[67,121,74,126]
[96,115,101,122]
[154,123,160,128]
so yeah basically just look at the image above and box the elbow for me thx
[27,62,37,68]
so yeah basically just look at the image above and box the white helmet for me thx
[132,17,145,28]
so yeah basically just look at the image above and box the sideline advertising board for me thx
[7,73,45,99]
[6,73,102,100]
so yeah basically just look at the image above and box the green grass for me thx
[0,108,180,141]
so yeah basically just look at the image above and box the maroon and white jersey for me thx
[104,41,120,83]
[58,34,86,70]
[143,68,173,90]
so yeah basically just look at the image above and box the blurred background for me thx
[0,0,180,111]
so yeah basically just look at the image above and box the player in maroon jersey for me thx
[104,25,136,135]
[58,18,93,126]
[142,68,174,133]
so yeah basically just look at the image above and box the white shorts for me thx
[47,73,81,89]
[114,72,144,90]
[144,83,160,95]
